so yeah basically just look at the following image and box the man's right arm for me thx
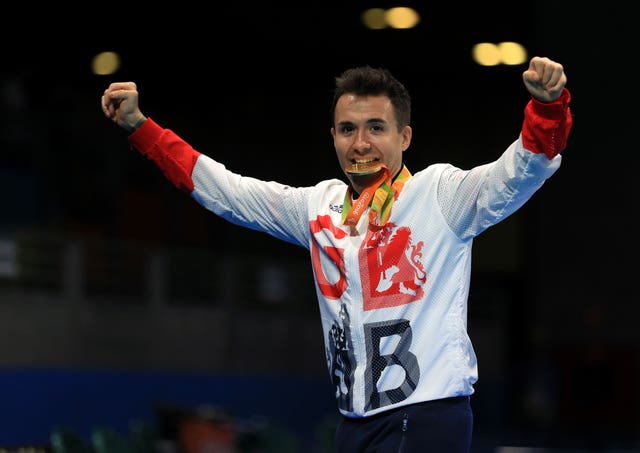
[128,118,202,194]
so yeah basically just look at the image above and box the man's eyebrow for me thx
[336,118,386,126]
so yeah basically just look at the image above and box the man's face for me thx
[331,94,411,194]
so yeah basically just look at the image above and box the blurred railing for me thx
[0,228,317,311]
[0,228,324,374]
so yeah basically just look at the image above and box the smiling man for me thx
[101,56,572,452]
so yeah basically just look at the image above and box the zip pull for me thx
[398,413,409,453]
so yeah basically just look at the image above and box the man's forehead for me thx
[335,94,394,119]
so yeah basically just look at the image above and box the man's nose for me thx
[353,131,371,152]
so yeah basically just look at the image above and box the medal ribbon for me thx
[342,165,412,230]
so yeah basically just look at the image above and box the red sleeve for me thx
[521,88,573,160]
[128,118,201,193]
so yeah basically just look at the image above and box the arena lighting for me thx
[362,8,387,29]
[91,51,121,75]
[361,7,420,30]
[385,7,420,29]
[472,42,528,66]
[497,41,528,65]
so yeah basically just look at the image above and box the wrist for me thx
[127,116,147,133]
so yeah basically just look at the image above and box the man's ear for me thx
[402,125,412,151]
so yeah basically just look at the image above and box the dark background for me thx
[1,2,638,451]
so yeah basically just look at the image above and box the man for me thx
[101,56,572,452]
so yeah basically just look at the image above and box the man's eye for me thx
[341,126,354,134]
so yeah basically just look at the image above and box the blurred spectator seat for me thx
[50,427,93,453]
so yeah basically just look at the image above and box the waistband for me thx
[342,395,471,422]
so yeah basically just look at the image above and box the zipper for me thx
[397,412,408,453]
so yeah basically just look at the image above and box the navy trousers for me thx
[335,396,473,453]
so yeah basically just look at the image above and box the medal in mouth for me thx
[345,160,384,175]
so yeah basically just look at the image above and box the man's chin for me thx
[347,171,383,191]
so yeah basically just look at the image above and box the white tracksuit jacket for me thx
[128,89,572,418]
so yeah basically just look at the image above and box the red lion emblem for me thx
[361,223,426,310]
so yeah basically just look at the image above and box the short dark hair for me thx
[331,66,411,131]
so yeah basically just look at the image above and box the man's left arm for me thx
[521,88,573,160]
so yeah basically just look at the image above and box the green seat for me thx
[50,427,94,453]
[128,419,158,453]
[255,421,299,453]
[91,426,133,453]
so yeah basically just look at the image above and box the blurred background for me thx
[1,2,638,452]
